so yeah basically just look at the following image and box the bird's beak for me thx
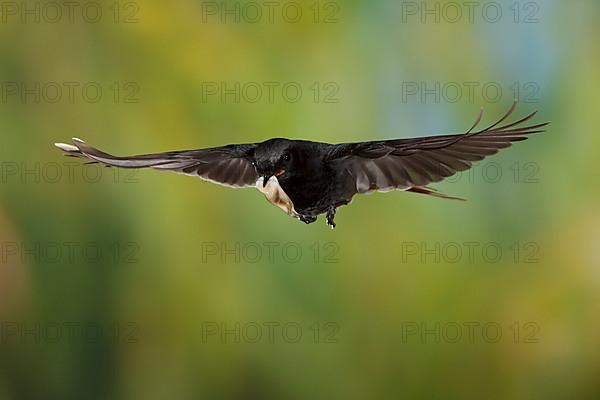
[262,175,271,187]
[262,168,285,187]
[274,168,285,177]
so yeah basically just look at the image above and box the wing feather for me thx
[54,138,259,188]
[328,102,549,197]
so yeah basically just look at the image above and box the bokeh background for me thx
[1,0,599,398]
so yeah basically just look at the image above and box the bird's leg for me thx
[299,214,317,224]
[326,206,337,229]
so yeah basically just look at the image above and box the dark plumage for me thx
[55,102,548,228]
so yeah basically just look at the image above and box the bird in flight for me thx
[55,102,548,228]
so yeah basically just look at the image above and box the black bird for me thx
[55,102,548,228]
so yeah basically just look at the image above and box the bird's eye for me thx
[251,160,257,166]
[282,153,291,162]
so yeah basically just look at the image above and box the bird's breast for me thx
[256,176,298,217]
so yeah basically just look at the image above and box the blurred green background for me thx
[1,0,599,399]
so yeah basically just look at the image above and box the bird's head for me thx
[253,139,294,187]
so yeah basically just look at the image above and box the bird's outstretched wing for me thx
[54,138,259,188]
[327,102,549,199]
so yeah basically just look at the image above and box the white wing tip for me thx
[72,137,85,144]
[54,142,79,152]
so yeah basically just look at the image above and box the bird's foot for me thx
[326,207,337,229]
[299,214,317,224]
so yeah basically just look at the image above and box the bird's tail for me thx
[406,186,466,201]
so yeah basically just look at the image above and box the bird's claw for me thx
[299,215,317,224]
[326,207,336,229]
